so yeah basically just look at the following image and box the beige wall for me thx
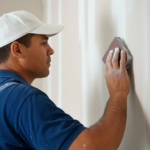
[1,1,150,149]
[0,0,42,18]
[41,0,150,150]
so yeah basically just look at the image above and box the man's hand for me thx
[105,48,130,97]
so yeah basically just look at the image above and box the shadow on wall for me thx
[119,63,149,150]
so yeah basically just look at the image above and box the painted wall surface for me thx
[0,0,150,149]
[41,0,150,150]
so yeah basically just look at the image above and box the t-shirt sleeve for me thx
[18,91,86,150]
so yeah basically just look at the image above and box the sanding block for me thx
[102,37,133,69]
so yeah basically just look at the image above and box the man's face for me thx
[21,34,54,79]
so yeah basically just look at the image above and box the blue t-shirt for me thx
[0,70,85,150]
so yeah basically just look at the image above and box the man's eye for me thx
[42,42,46,45]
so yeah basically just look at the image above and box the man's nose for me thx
[47,45,54,55]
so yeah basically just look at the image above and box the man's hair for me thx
[0,33,34,64]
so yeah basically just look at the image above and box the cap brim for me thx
[30,23,64,36]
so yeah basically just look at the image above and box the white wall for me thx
[41,0,150,150]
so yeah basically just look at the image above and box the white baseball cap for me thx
[0,10,64,48]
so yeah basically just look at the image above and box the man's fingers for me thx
[120,50,126,70]
[106,50,114,68]
[112,47,120,69]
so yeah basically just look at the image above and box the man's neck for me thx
[0,64,34,84]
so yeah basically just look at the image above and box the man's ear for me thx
[10,41,25,59]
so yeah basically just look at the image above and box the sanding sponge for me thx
[102,37,133,69]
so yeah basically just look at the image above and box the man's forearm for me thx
[88,92,127,150]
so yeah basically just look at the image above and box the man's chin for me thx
[43,71,50,78]
[37,71,50,78]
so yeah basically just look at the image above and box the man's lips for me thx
[47,57,51,63]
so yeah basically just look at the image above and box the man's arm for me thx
[68,48,130,150]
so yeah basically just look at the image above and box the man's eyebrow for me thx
[41,36,49,40]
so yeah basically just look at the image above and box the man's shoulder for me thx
[15,83,52,105]
[1,81,49,104]
[14,82,45,96]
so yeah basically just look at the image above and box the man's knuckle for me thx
[107,55,111,59]
[106,60,111,64]
[120,70,126,75]
[120,60,126,64]
[112,58,117,62]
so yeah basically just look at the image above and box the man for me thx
[0,10,129,150]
